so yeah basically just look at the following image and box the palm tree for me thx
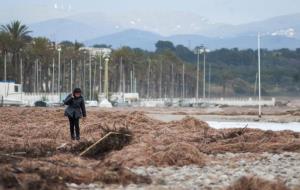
[0,31,10,55]
[1,20,31,82]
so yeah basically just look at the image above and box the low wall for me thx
[3,93,67,106]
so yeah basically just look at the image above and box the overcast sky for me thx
[0,0,299,24]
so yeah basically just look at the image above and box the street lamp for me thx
[194,47,201,100]
[104,56,110,99]
[57,46,62,101]
[182,63,185,99]
[147,58,151,99]
[199,46,210,99]
[194,45,210,100]
[52,58,55,93]
[19,49,23,98]
[70,59,73,92]
[258,33,262,118]
[89,51,92,100]
[99,51,103,97]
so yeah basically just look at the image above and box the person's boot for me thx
[76,136,80,141]
[71,135,75,140]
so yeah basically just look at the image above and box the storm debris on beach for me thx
[0,107,300,189]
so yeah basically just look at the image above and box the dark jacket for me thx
[63,94,86,119]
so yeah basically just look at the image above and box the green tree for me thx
[1,20,31,82]
[155,41,175,53]
[0,31,10,53]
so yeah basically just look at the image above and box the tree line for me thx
[0,20,300,99]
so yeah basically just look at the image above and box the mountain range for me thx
[28,11,300,50]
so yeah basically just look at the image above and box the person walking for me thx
[63,88,86,140]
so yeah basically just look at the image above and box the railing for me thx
[140,97,276,107]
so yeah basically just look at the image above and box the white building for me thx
[0,81,22,97]
[0,81,64,106]
[110,93,139,104]
[0,82,23,105]
[79,47,111,57]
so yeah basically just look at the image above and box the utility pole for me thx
[20,57,23,100]
[203,50,206,99]
[195,46,209,100]
[208,62,211,99]
[182,63,185,99]
[57,47,61,101]
[123,67,125,95]
[130,69,133,93]
[4,51,7,81]
[119,57,123,93]
[70,59,73,92]
[79,60,82,90]
[134,77,137,93]
[196,50,200,100]
[35,59,37,93]
[20,58,23,88]
[99,53,102,96]
[130,64,134,93]
[93,57,97,100]
[147,59,151,98]
[52,58,55,93]
[89,51,92,100]
[133,65,135,93]
[34,60,36,93]
[159,62,162,99]
[83,56,86,96]
[37,59,39,93]
[171,63,174,99]
[258,33,262,118]
[104,57,109,99]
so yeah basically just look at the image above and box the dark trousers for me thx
[68,117,80,138]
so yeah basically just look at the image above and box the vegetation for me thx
[0,21,299,99]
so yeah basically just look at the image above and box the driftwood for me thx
[0,152,26,159]
[80,132,131,157]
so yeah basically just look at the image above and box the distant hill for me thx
[205,13,300,39]
[28,12,300,50]
[85,29,300,50]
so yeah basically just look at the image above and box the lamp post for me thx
[159,61,162,99]
[147,58,151,98]
[52,58,55,93]
[36,59,39,93]
[119,56,123,93]
[182,63,185,99]
[20,52,23,100]
[130,67,133,93]
[104,56,110,99]
[171,62,174,100]
[208,62,211,99]
[99,51,102,97]
[194,48,201,100]
[258,33,262,118]
[89,51,92,100]
[203,48,206,99]
[83,52,86,96]
[199,46,209,99]
[70,59,73,92]
[57,46,61,101]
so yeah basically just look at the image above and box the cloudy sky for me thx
[0,0,299,24]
